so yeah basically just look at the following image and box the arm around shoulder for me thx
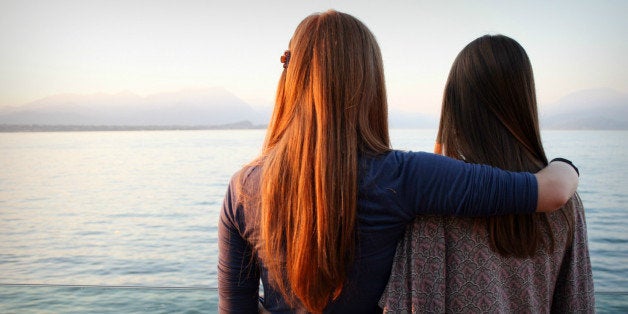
[534,160,579,212]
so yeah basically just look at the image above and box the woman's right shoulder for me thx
[222,163,262,223]
[229,162,262,195]
[231,162,261,181]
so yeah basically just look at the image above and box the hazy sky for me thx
[1,0,626,114]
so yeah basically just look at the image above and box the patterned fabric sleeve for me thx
[551,195,596,312]
[378,215,448,313]
[379,194,596,313]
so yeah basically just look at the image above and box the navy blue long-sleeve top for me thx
[218,150,538,313]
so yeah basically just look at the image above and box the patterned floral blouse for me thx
[379,195,595,313]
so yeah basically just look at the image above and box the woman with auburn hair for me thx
[219,12,580,313]
[380,35,594,312]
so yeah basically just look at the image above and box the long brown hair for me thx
[437,34,574,257]
[260,10,390,312]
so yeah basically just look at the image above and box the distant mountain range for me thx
[390,88,628,129]
[540,88,628,130]
[0,87,266,127]
[0,87,625,130]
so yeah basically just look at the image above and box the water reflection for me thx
[0,284,624,313]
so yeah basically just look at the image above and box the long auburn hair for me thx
[437,34,574,257]
[259,10,390,312]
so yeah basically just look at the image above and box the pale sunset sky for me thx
[0,0,626,114]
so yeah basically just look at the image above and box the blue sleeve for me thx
[218,177,260,313]
[396,151,538,217]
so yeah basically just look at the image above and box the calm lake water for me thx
[0,129,626,312]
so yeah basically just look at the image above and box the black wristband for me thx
[550,158,579,177]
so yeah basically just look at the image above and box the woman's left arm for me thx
[400,152,577,217]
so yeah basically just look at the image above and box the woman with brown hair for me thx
[218,12,580,313]
[380,35,594,312]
